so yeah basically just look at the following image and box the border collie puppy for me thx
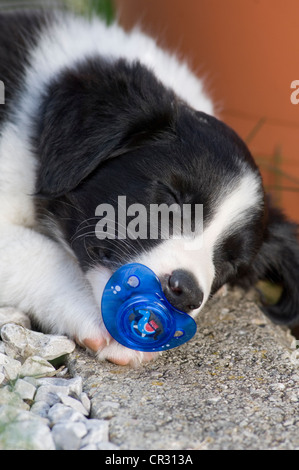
[0,10,298,365]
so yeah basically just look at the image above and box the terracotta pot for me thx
[114,0,299,223]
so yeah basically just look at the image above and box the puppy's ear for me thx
[238,199,299,326]
[34,59,175,198]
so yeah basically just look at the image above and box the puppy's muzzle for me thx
[161,269,203,313]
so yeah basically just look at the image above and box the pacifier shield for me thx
[101,263,197,352]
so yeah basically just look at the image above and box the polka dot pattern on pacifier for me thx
[111,285,121,294]
[127,275,140,288]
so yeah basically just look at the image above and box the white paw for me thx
[95,339,160,366]
[76,331,159,366]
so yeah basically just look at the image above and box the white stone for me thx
[81,419,109,447]
[30,400,51,419]
[57,393,89,416]
[36,383,72,398]
[52,421,87,450]
[23,376,38,387]
[20,355,55,378]
[0,386,29,410]
[36,376,83,397]
[48,403,87,425]
[0,307,31,329]
[80,392,91,414]
[0,404,47,424]
[0,352,21,381]
[1,323,75,360]
[206,396,222,404]
[34,385,61,407]
[14,378,36,401]
[0,417,55,450]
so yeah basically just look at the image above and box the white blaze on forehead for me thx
[135,171,262,312]
[204,171,262,248]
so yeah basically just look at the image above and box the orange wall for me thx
[114,0,299,223]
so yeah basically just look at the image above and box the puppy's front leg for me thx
[0,224,108,347]
[0,225,158,365]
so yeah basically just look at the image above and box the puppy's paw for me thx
[74,322,111,354]
[95,341,159,366]
[74,313,160,366]
[77,334,159,366]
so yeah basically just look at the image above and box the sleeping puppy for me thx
[0,10,298,365]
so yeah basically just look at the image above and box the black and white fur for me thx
[0,10,298,365]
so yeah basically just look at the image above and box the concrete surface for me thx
[68,288,299,450]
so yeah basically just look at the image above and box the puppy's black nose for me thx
[162,269,203,313]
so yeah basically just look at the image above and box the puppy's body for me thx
[0,10,298,365]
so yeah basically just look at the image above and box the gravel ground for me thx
[69,288,299,450]
[0,309,119,450]
[0,287,298,450]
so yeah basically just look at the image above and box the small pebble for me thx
[20,356,56,378]
[14,378,36,401]
[34,386,61,407]
[57,393,89,416]
[80,392,91,414]
[0,352,22,381]
[81,419,109,446]
[48,403,88,425]
[30,401,51,419]
[52,421,88,450]
[37,376,83,397]
[1,323,75,361]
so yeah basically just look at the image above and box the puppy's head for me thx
[34,57,299,326]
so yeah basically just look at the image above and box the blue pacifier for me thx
[101,263,197,352]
